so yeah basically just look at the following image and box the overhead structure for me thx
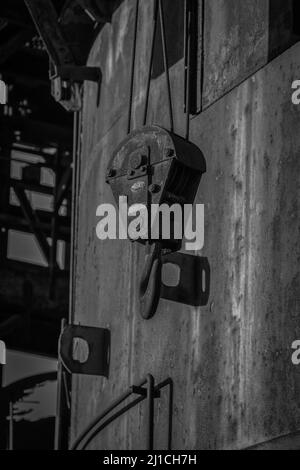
[0,0,75,356]
[24,0,102,111]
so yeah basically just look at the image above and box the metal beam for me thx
[11,147,69,165]
[0,145,11,264]
[13,185,58,269]
[0,205,70,229]
[24,0,74,67]
[55,167,72,211]
[0,213,70,242]
[49,155,59,298]
[10,178,55,196]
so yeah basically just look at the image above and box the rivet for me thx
[149,184,161,194]
[165,148,175,158]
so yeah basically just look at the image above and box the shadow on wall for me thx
[269,0,300,60]
[162,253,210,308]
[152,0,185,79]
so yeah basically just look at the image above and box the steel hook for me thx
[139,243,162,320]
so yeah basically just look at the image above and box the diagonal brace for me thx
[14,185,59,269]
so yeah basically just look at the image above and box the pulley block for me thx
[106,126,206,319]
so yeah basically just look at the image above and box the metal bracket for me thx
[70,375,173,451]
[161,253,210,307]
[50,65,102,111]
[50,65,101,84]
[25,0,101,111]
[59,325,110,377]
[131,385,161,398]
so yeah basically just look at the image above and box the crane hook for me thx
[139,243,162,320]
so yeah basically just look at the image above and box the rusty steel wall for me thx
[202,0,296,108]
[71,0,300,449]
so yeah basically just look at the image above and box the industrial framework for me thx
[13,0,205,450]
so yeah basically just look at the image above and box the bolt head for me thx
[165,148,175,158]
[149,184,161,194]
[107,168,116,178]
